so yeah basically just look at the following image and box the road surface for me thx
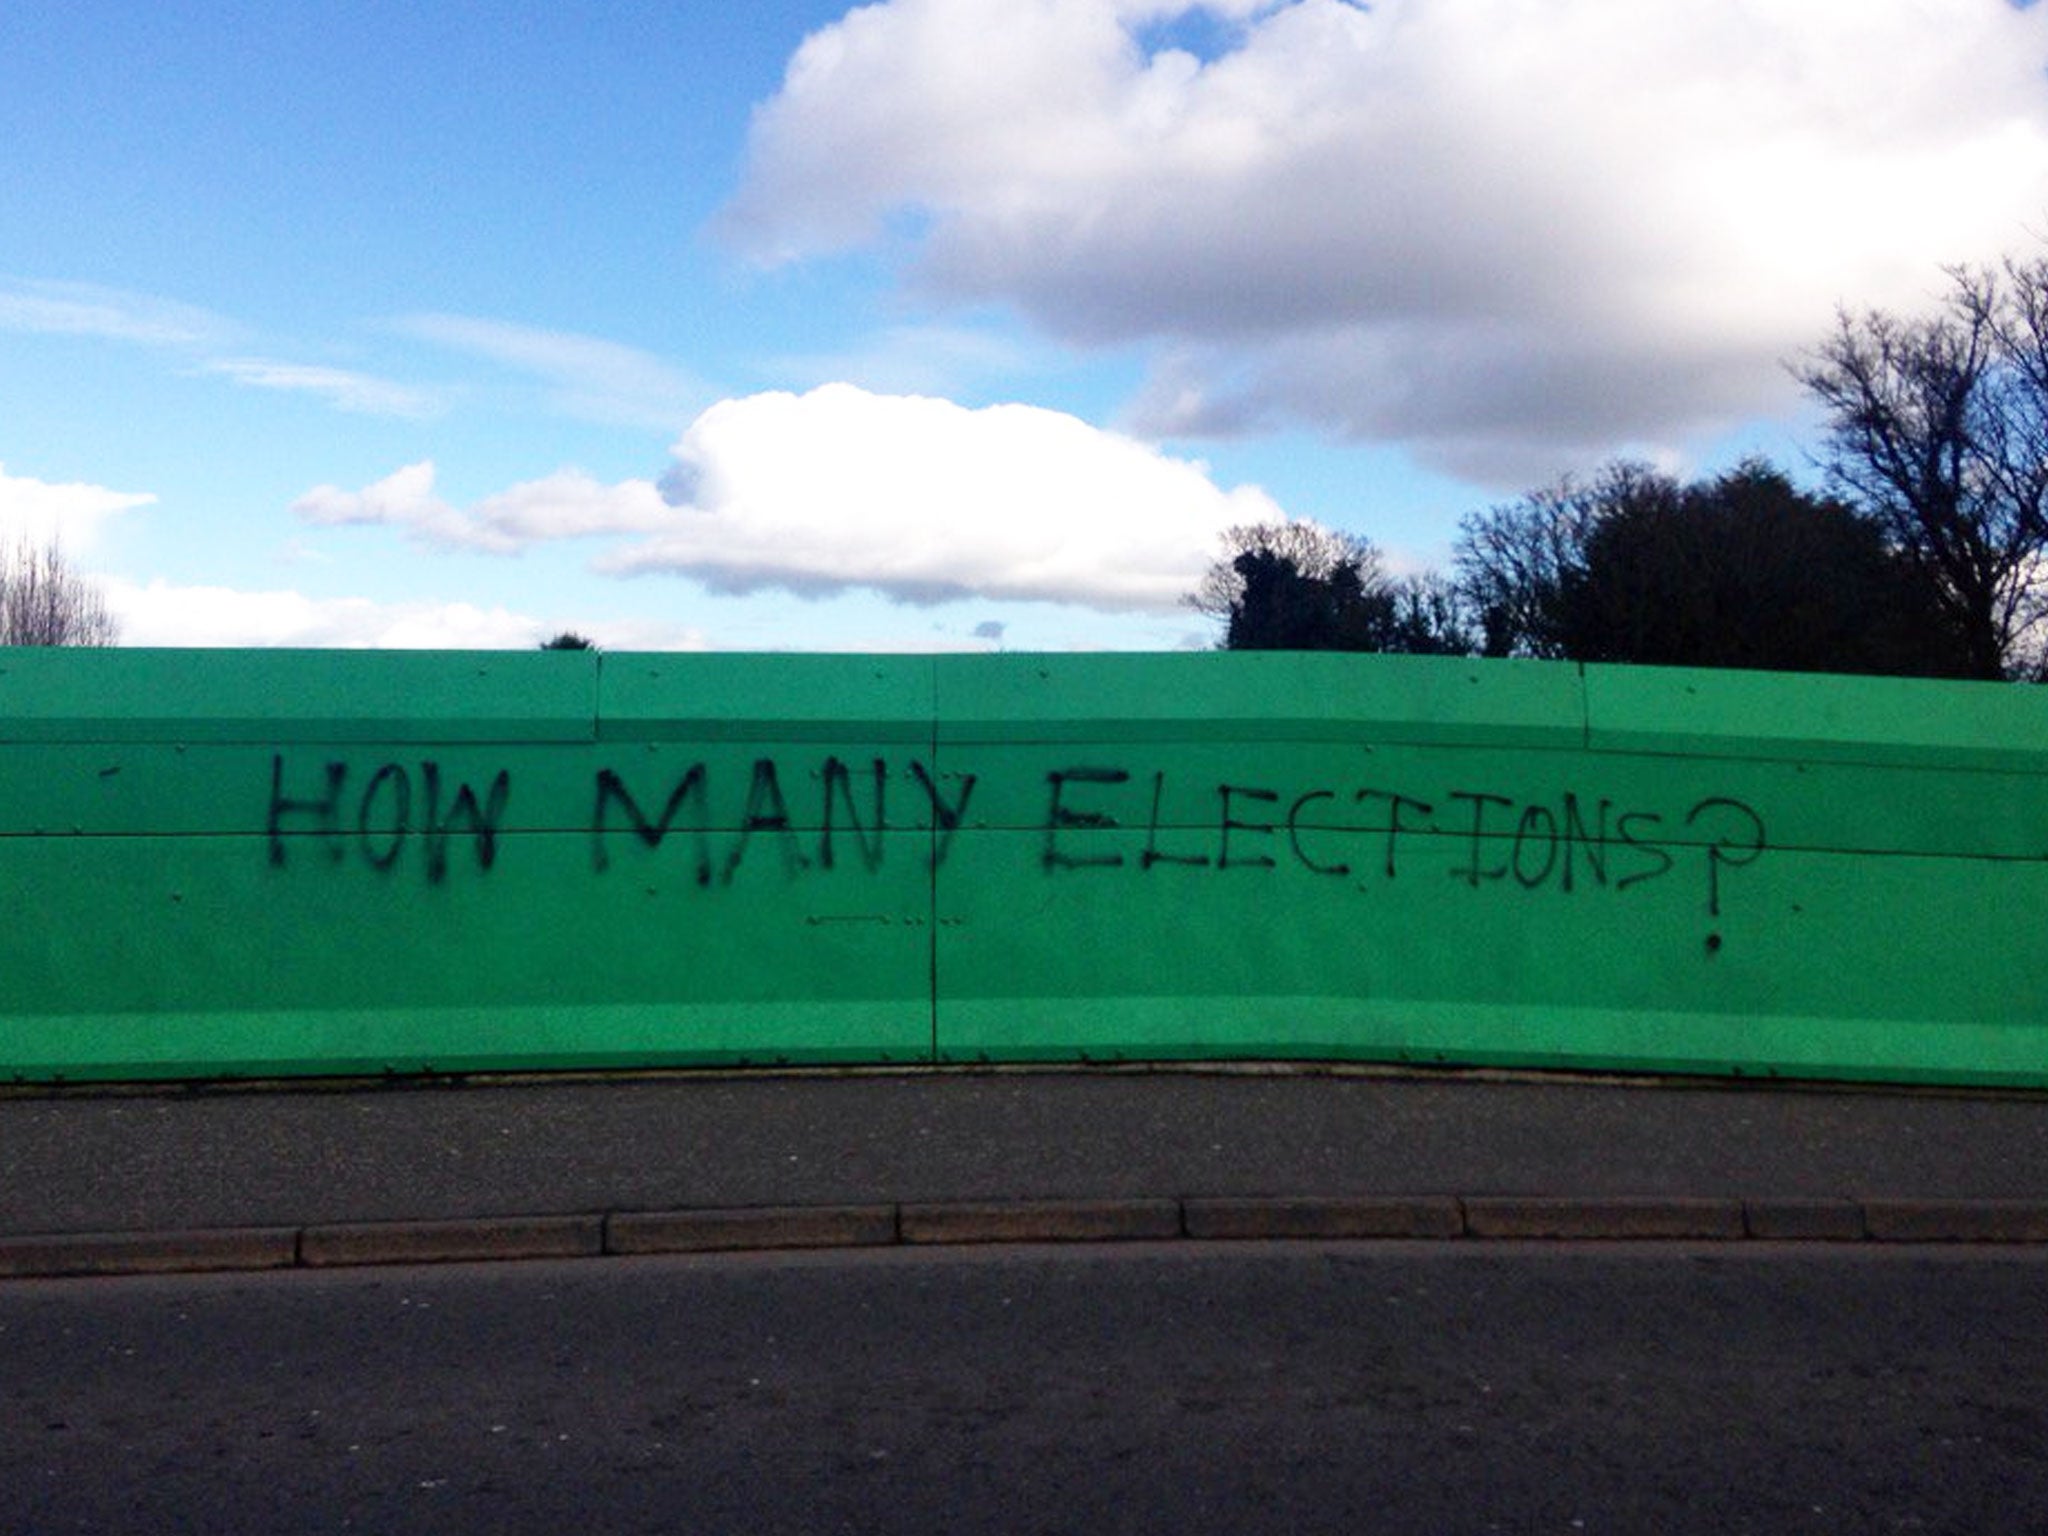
[5,1241,2046,1534]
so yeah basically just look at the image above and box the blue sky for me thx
[4,0,2047,651]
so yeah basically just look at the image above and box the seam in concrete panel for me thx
[927,656,941,1064]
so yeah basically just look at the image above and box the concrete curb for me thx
[1862,1199,2048,1243]
[1184,1195,1463,1240]
[899,1199,1182,1245]
[1463,1196,1748,1241]
[10,1195,2048,1280]
[298,1216,605,1269]
[606,1205,899,1255]
[0,1227,299,1279]
[1743,1198,1869,1241]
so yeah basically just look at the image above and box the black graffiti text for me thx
[267,755,511,883]
[1039,767,1766,917]
[591,756,978,880]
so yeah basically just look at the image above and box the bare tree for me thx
[1380,570,1480,657]
[0,538,118,647]
[1797,257,2048,679]
[1452,462,1655,659]
[1188,519,1478,654]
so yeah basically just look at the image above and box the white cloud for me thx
[291,461,672,554]
[722,0,2048,480]
[100,576,708,651]
[0,277,231,347]
[296,385,1283,611]
[203,357,447,419]
[0,463,155,553]
[101,578,542,648]
[0,279,450,422]
[292,461,478,545]
[394,313,711,430]
[622,383,1281,608]
[469,470,676,545]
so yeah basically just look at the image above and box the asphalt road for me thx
[6,1242,2047,1534]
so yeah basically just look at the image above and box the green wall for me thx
[2,648,2043,1085]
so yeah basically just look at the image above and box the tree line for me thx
[0,539,118,647]
[1197,250,2048,681]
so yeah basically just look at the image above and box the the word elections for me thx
[1043,768,1764,917]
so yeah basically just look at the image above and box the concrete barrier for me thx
[2,648,2042,1085]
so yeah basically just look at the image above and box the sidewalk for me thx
[6,1065,2048,1277]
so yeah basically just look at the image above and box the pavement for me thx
[5,1064,2048,1278]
